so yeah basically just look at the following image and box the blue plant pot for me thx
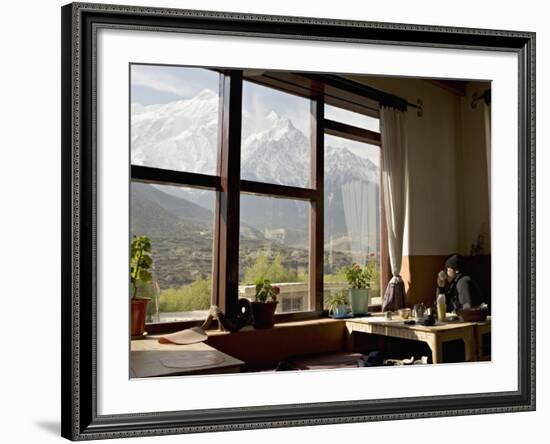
[329,304,351,318]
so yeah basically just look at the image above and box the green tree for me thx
[324,267,348,283]
[158,277,212,312]
[242,252,299,284]
[243,252,270,284]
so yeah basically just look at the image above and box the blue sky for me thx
[131,64,379,165]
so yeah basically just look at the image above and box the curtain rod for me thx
[303,74,423,116]
[258,73,380,115]
[213,68,424,116]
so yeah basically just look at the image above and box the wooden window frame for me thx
[130,67,385,334]
[322,120,386,308]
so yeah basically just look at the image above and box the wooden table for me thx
[131,338,245,378]
[474,320,492,361]
[345,314,491,364]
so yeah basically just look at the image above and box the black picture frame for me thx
[61,2,536,440]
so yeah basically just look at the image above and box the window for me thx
[241,81,311,188]
[130,64,221,325]
[131,64,220,175]
[238,81,315,315]
[129,65,384,328]
[130,182,216,322]
[325,104,380,132]
[324,135,382,307]
[239,194,310,313]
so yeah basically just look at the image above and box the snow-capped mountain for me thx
[324,144,378,187]
[131,89,380,246]
[241,111,310,187]
[131,88,377,187]
[131,89,219,175]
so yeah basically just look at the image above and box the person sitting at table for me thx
[436,254,484,313]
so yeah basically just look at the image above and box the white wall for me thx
[1,1,545,444]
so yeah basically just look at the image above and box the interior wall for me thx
[349,75,490,306]
[459,81,492,256]
[350,76,461,255]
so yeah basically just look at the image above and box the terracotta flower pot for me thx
[131,298,151,337]
[251,301,278,329]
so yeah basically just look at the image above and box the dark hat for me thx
[445,254,462,270]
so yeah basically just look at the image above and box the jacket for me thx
[436,272,483,312]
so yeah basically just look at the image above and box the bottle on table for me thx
[436,293,446,322]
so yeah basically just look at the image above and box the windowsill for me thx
[206,302,383,336]
[205,317,344,337]
[145,299,382,335]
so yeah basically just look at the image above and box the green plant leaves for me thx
[344,262,375,289]
[138,269,152,282]
[327,289,349,308]
[140,255,153,268]
[254,278,277,303]
[130,235,154,298]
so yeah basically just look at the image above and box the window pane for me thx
[239,194,310,313]
[241,81,311,188]
[130,65,220,175]
[324,135,382,308]
[325,104,380,132]
[130,181,215,322]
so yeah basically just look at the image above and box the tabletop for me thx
[347,313,491,332]
[131,337,245,378]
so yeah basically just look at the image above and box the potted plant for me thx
[327,290,351,318]
[250,279,280,329]
[345,262,374,315]
[130,235,153,337]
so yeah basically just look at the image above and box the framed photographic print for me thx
[61,2,536,440]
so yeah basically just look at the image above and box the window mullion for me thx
[323,118,381,146]
[214,70,243,318]
[131,165,221,190]
[309,97,324,314]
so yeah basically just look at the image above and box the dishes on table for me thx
[412,303,426,321]
[398,308,411,319]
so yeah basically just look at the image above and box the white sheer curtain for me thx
[341,180,378,265]
[380,106,408,310]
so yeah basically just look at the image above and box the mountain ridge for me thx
[131,89,380,255]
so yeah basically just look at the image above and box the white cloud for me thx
[131,65,218,99]
[132,66,189,97]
